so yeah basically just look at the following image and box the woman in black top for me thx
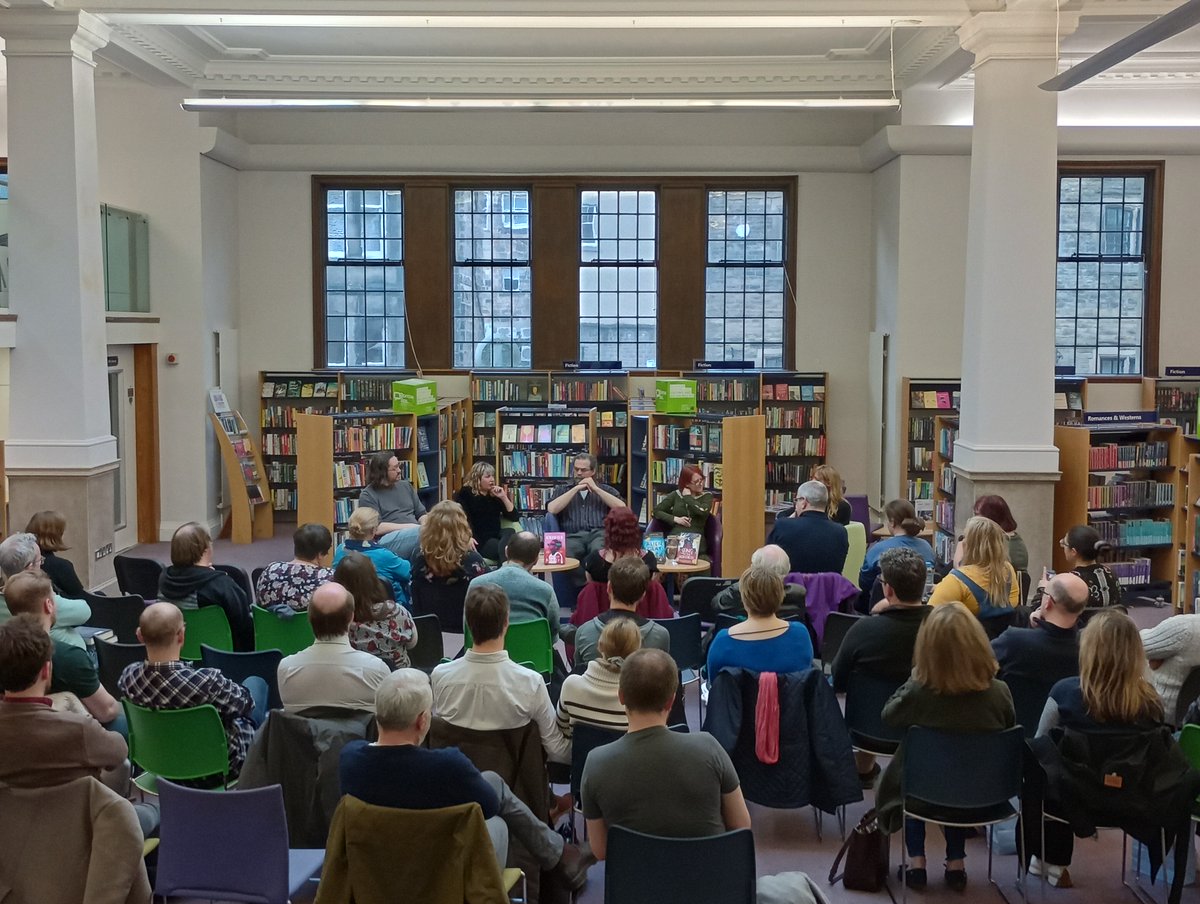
[1060,525,1120,608]
[811,464,853,525]
[585,506,658,583]
[26,510,86,598]
[454,461,518,561]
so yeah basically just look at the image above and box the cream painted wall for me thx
[871,159,901,507]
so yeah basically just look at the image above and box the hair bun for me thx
[901,516,925,536]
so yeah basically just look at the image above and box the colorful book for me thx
[501,424,518,443]
[676,532,701,565]
[261,381,275,398]
[643,533,667,559]
[570,423,587,444]
[536,424,553,444]
[600,411,614,428]
[936,391,951,409]
[543,531,567,565]
[554,424,571,444]
[518,425,537,443]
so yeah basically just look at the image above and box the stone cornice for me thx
[0,9,111,63]
[957,9,1081,66]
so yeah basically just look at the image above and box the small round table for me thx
[657,559,711,602]
[532,555,580,583]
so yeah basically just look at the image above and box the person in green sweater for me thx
[652,464,714,557]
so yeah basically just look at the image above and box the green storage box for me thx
[392,378,438,415]
[655,379,697,414]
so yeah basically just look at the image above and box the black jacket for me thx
[703,667,862,813]
[159,565,253,651]
[766,511,849,575]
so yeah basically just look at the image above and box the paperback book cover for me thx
[676,532,701,565]
[643,533,667,559]
[615,411,628,427]
[554,424,571,444]
[537,424,553,444]
[261,382,275,398]
[519,425,537,443]
[600,411,614,428]
[501,424,518,443]
[936,391,951,409]
[301,382,315,398]
[417,428,431,452]
[543,531,567,565]
[570,423,587,444]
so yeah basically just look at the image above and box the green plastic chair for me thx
[465,618,554,676]
[180,606,233,660]
[123,700,234,794]
[253,605,315,655]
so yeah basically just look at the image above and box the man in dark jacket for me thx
[766,481,849,575]
[158,522,253,651]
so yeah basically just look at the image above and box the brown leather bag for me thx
[828,807,892,894]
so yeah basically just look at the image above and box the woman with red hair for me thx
[652,463,715,558]
[584,506,658,583]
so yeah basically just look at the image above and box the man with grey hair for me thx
[546,452,625,585]
[338,669,594,892]
[767,480,849,575]
[712,544,806,618]
[0,532,91,650]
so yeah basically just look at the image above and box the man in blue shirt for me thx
[471,531,559,627]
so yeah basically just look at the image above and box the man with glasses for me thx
[0,532,91,652]
[358,451,429,561]
[546,454,624,584]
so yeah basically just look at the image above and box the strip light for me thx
[181,96,900,111]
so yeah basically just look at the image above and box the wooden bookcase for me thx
[259,372,340,516]
[932,415,959,571]
[295,411,417,540]
[551,371,630,500]
[645,412,725,525]
[1054,376,1088,426]
[210,410,274,544]
[900,377,961,521]
[1053,423,1186,607]
[720,415,768,577]
[415,413,440,511]
[496,406,596,532]
[339,370,415,413]
[761,372,827,506]
[469,371,551,468]
[438,398,468,499]
[687,371,761,418]
[1144,376,1200,436]
[630,415,651,524]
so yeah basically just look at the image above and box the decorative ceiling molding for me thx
[106,23,206,80]
[954,52,1200,86]
[893,25,961,81]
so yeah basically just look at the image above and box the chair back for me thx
[1002,673,1056,739]
[844,671,905,756]
[180,605,234,660]
[841,522,867,585]
[846,494,872,535]
[819,611,861,669]
[1178,724,1200,769]
[504,618,554,675]
[94,639,147,699]
[201,645,284,710]
[1019,569,1032,605]
[678,576,737,623]
[113,553,164,599]
[570,723,623,801]
[902,725,1024,810]
[81,591,144,645]
[156,779,293,903]
[214,563,255,604]
[604,827,755,904]
[653,613,703,672]
[252,604,315,656]
[123,700,232,785]
[409,613,445,673]
[1176,666,1200,727]
[411,577,470,631]
[251,566,266,592]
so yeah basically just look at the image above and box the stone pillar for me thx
[0,7,118,588]
[952,4,1078,583]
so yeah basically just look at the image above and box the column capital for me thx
[0,8,110,65]
[957,5,1079,67]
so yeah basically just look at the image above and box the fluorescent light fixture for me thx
[115,14,956,29]
[182,96,899,111]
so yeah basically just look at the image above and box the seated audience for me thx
[811,463,853,526]
[0,532,91,650]
[766,480,849,575]
[574,556,670,671]
[4,571,121,729]
[1060,525,1120,608]
[876,602,1015,892]
[357,450,427,560]
[652,464,715,558]
[831,548,930,786]
[992,572,1087,689]
[472,531,559,628]
[158,522,253,652]
[339,669,593,892]
[963,494,1028,575]
[431,584,570,764]
[706,565,814,679]
[858,499,933,596]
[120,603,265,779]
[0,613,128,788]
[1139,611,1200,720]
[584,506,659,584]
[556,618,641,737]
[712,544,805,618]
[25,511,86,599]
[333,507,412,606]
[255,522,333,612]
[410,501,490,604]
[930,515,1019,631]
[278,582,391,713]
[333,551,418,670]
[455,460,518,562]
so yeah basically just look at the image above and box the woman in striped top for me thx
[555,617,642,737]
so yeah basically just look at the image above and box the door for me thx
[108,346,139,551]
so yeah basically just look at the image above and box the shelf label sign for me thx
[562,360,623,371]
[1054,365,1076,376]
[692,359,753,370]
[1083,410,1159,427]
[1163,366,1200,378]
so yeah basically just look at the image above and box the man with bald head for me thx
[120,602,266,777]
[471,530,559,627]
[712,544,806,619]
[992,571,1089,692]
[277,582,390,713]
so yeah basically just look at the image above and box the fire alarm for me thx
[165,353,179,365]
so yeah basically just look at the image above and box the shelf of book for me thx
[1145,375,1200,436]
[901,377,961,522]
[761,372,827,506]
[630,415,650,525]
[932,415,959,570]
[686,371,761,418]
[260,372,341,516]
[497,407,596,531]
[469,372,551,469]
[1053,377,1087,427]
[295,411,417,541]
[210,407,274,544]
[645,413,725,527]
[415,413,440,509]
[438,398,468,499]
[338,370,416,413]
[1053,423,1191,608]
[551,371,630,500]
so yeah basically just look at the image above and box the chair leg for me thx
[900,813,909,904]
[1121,829,1169,904]
[812,806,823,842]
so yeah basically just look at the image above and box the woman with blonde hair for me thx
[811,463,852,525]
[454,460,517,562]
[929,515,1019,634]
[555,617,642,736]
[411,500,490,602]
[332,507,412,606]
[876,602,1015,892]
[705,565,814,678]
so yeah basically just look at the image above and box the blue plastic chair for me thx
[201,644,284,710]
[653,613,704,720]
[844,670,905,757]
[605,826,755,904]
[569,722,624,841]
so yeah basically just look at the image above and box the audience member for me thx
[930,516,1019,631]
[0,614,128,788]
[584,506,658,584]
[968,494,1028,574]
[712,544,805,619]
[431,584,570,764]
[0,532,91,650]
[573,556,669,671]
[811,463,853,525]
[652,464,715,558]
[472,531,559,627]
[858,499,933,596]
[1139,611,1200,720]
[120,603,265,778]
[357,450,427,560]
[766,480,849,575]
[707,565,813,679]
[25,511,86,599]
[992,572,1087,688]
[278,582,391,713]
[338,669,593,892]
[1059,525,1120,608]
[4,570,121,729]
[158,522,253,652]
[255,522,333,612]
[831,548,930,786]
[546,453,625,584]
[455,460,518,562]
[333,507,412,605]
[556,618,641,737]
[410,500,490,605]
[333,551,418,670]
[876,602,1015,892]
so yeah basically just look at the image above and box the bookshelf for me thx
[630,415,650,525]
[761,372,827,506]
[932,415,959,571]
[721,415,768,577]
[1053,423,1187,607]
[900,378,961,521]
[687,371,761,418]
[551,371,630,500]
[295,411,417,540]
[438,398,468,499]
[415,413,440,510]
[469,371,551,468]
[340,370,414,413]
[209,409,274,544]
[1145,376,1200,436]
[1053,377,1088,427]
[646,413,725,527]
[259,372,340,516]
[496,406,597,532]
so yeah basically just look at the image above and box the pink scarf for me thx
[754,671,780,764]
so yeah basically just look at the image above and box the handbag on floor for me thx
[828,808,891,894]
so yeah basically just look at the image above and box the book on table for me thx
[543,532,567,565]
[643,533,667,559]
[676,532,701,565]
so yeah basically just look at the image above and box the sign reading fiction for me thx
[1083,410,1159,428]
[692,360,753,371]
[1163,366,1200,378]
[562,360,623,371]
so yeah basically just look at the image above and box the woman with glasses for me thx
[1059,525,1120,608]
[652,463,715,558]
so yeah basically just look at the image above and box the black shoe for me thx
[899,866,927,890]
[944,868,968,893]
[858,763,881,789]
